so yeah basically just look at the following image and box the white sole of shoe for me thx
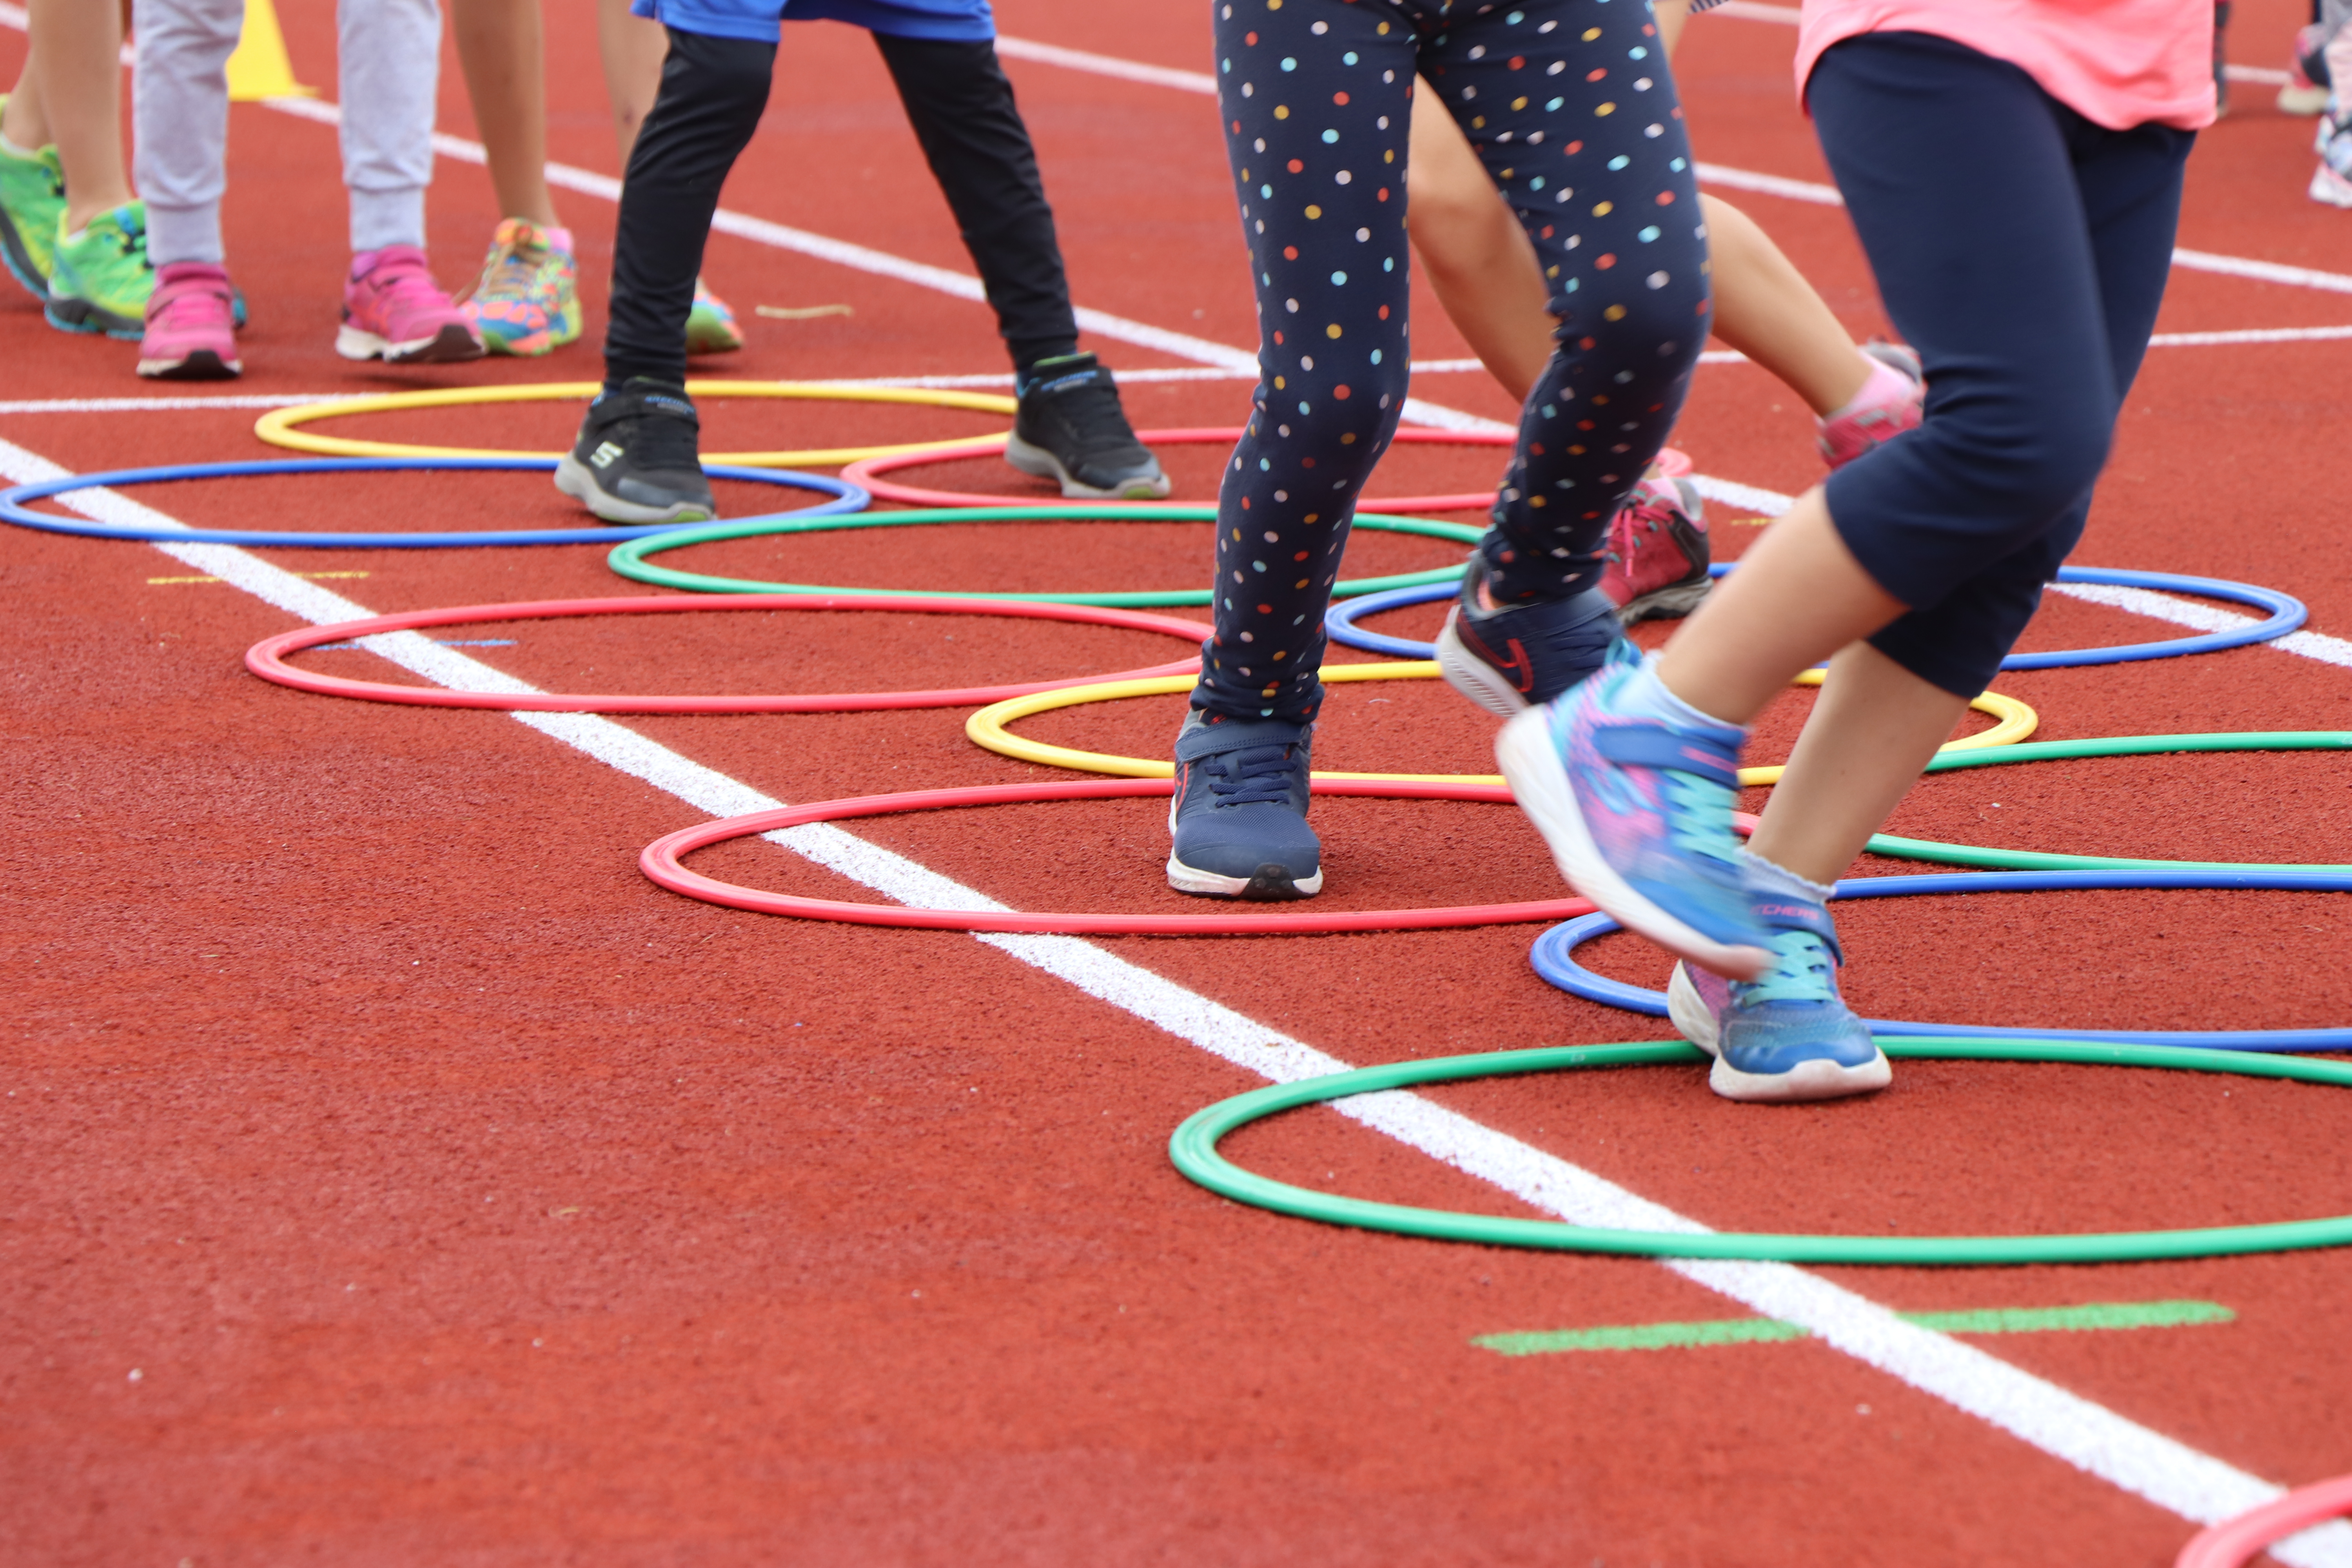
[1708,1048,1892,1104]
[1495,706,1773,982]
[1004,432,1173,500]
[334,321,485,365]
[553,454,715,526]
[1164,853,1323,899]
[1434,611,1532,717]
[1666,961,1720,1056]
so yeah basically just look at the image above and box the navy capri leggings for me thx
[1196,0,1710,723]
[1810,32,2194,697]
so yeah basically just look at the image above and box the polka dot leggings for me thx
[1195,0,1709,723]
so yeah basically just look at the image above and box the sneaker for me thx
[1495,646,1773,979]
[2281,23,2332,114]
[1435,571,1622,717]
[336,244,485,363]
[45,202,152,338]
[1006,352,1171,499]
[0,109,64,298]
[137,261,241,379]
[1664,864,1891,1102]
[1165,709,1321,899]
[554,377,716,525]
[1815,341,1923,470]
[686,275,743,355]
[1601,475,1711,624]
[2313,161,2352,208]
[459,218,580,357]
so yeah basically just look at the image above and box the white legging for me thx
[134,0,442,265]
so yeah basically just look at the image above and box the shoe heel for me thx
[1435,614,1531,717]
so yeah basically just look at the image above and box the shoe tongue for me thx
[1022,352,1102,395]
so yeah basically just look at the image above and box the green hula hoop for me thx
[1867,732,2352,873]
[1170,1037,2352,1266]
[606,503,1485,609]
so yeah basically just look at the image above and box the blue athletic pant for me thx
[1194,0,1709,723]
[1810,33,2195,697]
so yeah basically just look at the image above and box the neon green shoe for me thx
[685,274,743,356]
[47,201,154,339]
[0,100,65,299]
[457,217,581,356]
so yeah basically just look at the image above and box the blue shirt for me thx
[630,0,995,45]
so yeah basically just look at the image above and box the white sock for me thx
[1615,653,1744,736]
[1736,847,1835,907]
[0,129,39,162]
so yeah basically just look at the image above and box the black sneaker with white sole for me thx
[1006,352,1171,499]
[554,378,716,525]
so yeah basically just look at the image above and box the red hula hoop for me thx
[639,780,1754,936]
[2174,1474,2352,1568]
[838,427,1691,514]
[245,594,1210,714]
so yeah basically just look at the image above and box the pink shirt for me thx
[1796,0,2219,131]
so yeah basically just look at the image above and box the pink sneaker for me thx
[1600,475,1711,624]
[137,261,241,380]
[1815,342,1924,469]
[336,244,484,364]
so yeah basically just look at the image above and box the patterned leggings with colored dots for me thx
[1193,0,1710,724]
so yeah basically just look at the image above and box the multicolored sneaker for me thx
[685,275,743,356]
[458,218,579,357]
[1815,342,1923,470]
[1665,859,1891,1102]
[0,108,65,298]
[1007,352,1171,499]
[1436,570,1622,717]
[1495,646,1772,979]
[336,244,484,364]
[1165,709,1321,899]
[45,202,153,338]
[138,261,241,379]
[1600,475,1711,624]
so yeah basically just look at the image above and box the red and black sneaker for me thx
[1600,475,1711,624]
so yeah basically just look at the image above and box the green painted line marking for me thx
[1472,1299,2234,1357]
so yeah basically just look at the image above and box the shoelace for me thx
[458,235,548,308]
[1732,926,1839,1007]
[1205,742,1301,807]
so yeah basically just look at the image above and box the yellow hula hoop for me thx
[251,380,1021,467]
[965,665,2040,786]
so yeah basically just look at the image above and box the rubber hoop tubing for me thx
[252,380,1018,467]
[1888,731,2352,873]
[838,426,1691,512]
[0,457,865,548]
[963,666,2036,788]
[1530,866,2352,1052]
[1324,566,2307,668]
[245,595,1211,713]
[1169,1037,2352,1265]
[2173,1473,2352,1568]
[639,776,1612,935]
[606,503,1486,608]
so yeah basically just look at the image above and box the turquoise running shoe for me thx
[0,103,64,298]
[1666,859,1891,1103]
[46,201,153,338]
[1495,644,1772,980]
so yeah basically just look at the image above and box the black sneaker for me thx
[1165,710,1321,899]
[554,377,716,525]
[1006,352,1171,499]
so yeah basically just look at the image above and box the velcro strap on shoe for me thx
[1589,720,1742,788]
[1175,713,1312,764]
[1748,893,1842,964]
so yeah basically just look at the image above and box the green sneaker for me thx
[685,274,743,356]
[0,101,65,299]
[47,201,154,339]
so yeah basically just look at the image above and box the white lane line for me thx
[5,425,2349,1561]
[1685,475,2352,671]
[995,33,1219,96]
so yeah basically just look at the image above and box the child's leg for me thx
[596,0,665,162]
[33,0,135,231]
[1700,196,1870,417]
[133,0,241,269]
[1403,79,1553,403]
[337,0,441,254]
[446,0,563,229]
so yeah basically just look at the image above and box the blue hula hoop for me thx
[1529,868,2352,1053]
[1324,566,2305,669]
[0,457,868,548]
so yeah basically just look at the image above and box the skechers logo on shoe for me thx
[642,395,694,415]
[590,441,624,468]
[1754,903,1815,919]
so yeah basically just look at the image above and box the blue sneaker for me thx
[1166,710,1321,899]
[1435,569,1623,716]
[1665,877,1891,1102]
[1495,648,1773,979]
